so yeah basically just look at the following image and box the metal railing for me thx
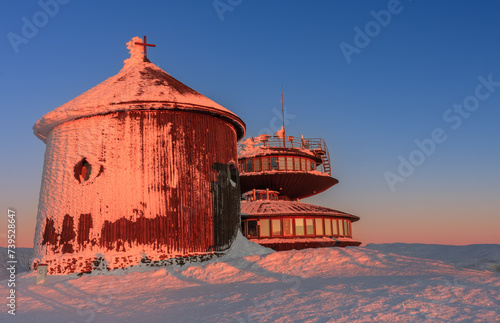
[238,135,332,176]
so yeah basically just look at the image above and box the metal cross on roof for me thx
[135,35,156,59]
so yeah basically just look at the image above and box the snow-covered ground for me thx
[1,236,499,322]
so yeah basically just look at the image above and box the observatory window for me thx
[262,157,270,171]
[294,157,300,171]
[229,163,238,187]
[338,219,344,236]
[272,219,281,237]
[270,157,278,170]
[301,158,306,171]
[283,218,293,236]
[254,158,261,172]
[247,220,258,238]
[278,157,286,170]
[74,158,92,183]
[324,218,332,236]
[246,159,253,172]
[295,218,305,236]
[344,220,349,237]
[306,219,314,235]
[332,219,339,236]
[260,219,270,237]
[240,160,246,173]
[286,157,293,170]
[310,161,315,171]
[315,218,324,236]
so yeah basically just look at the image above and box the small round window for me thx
[74,158,92,183]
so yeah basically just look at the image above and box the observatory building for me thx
[32,37,245,274]
[238,134,361,250]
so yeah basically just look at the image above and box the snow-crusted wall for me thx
[33,110,240,274]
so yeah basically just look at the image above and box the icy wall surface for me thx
[33,110,239,273]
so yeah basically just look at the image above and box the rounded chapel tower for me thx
[32,37,245,274]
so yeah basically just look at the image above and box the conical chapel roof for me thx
[33,37,245,142]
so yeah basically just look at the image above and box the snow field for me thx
[1,237,499,322]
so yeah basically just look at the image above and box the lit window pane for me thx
[324,218,332,236]
[279,157,286,170]
[287,157,293,170]
[272,219,281,236]
[301,158,306,171]
[315,218,323,236]
[338,219,344,236]
[306,219,314,235]
[283,218,293,236]
[262,157,269,171]
[260,219,270,237]
[254,158,261,172]
[332,219,338,235]
[294,157,300,170]
[295,218,304,236]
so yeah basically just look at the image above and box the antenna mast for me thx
[281,85,286,147]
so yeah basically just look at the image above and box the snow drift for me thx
[2,239,499,322]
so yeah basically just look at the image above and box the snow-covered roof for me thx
[33,37,245,142]
[238,145,317,159]
[241,200,359,221]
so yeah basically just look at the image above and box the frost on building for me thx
[238,133,361,250]
[32,37,245,274]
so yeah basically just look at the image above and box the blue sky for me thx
[1,0,499,246]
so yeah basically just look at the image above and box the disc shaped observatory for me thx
[238,134,361,250]
[32,38,245,274]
